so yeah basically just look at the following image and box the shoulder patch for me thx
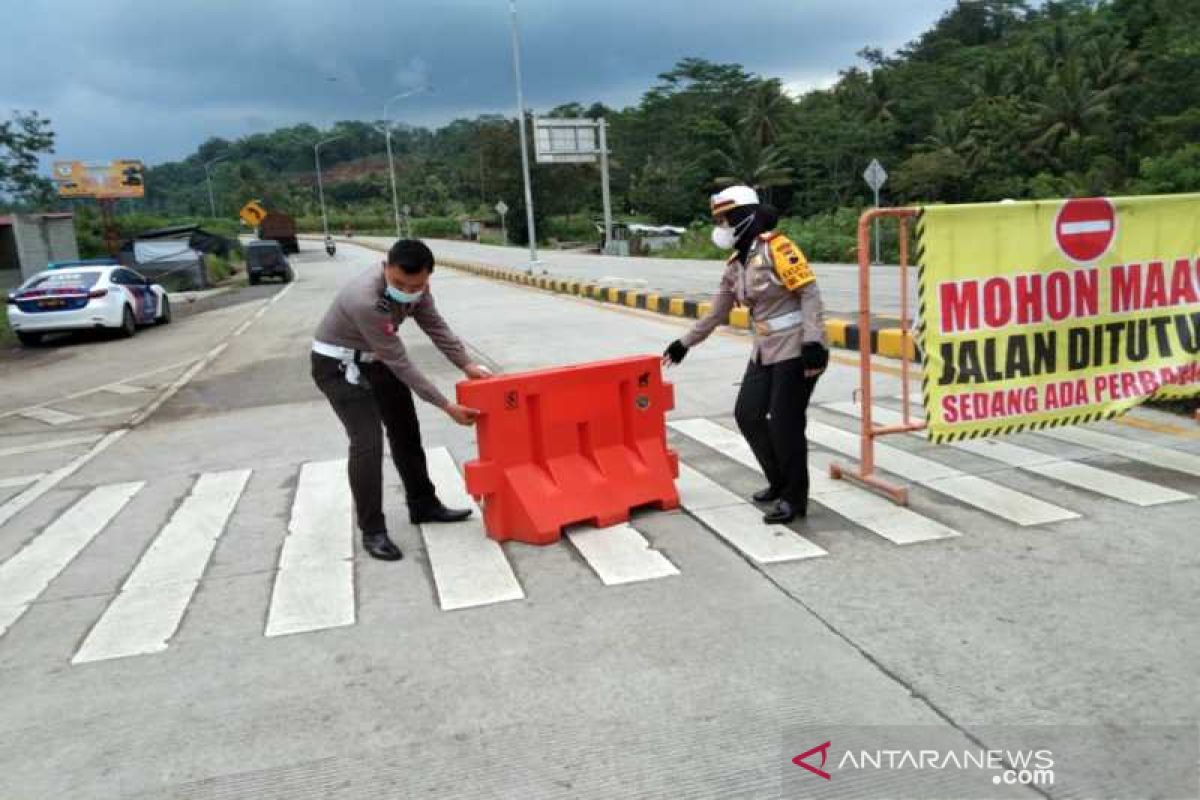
[768,234,815,291]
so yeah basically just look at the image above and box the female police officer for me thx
[663,186,829,524]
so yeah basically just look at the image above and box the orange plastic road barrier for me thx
[458,355,680,544]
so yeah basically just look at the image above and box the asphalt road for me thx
[0,242,1196,799]
[347,236,920,318]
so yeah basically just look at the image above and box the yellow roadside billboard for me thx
[53,159,145,199]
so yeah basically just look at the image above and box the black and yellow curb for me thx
[332,238,918,362]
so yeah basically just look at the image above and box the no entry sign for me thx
[1055,197,1116,263]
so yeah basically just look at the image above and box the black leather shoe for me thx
[763,500,803,525]
[752,486,782,504]
[409,500,472,525]
[362,530,403,561]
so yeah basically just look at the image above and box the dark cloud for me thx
[1,0,953,166]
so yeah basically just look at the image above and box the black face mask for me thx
[726,205,764,260]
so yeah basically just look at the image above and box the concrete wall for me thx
[12,214,80,281]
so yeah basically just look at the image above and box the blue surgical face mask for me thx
[385,285,424,304]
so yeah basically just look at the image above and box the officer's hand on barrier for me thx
[463,363,494,380]
[801,342,829,377]
[445,403,481,426]
[662,339,688,367]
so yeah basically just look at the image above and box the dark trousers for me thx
[734,355,821,509]
[311,353,436,534]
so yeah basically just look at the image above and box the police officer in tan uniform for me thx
[663,186,829,524]
[312,239,490,561]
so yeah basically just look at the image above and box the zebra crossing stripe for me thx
[421,448,524,611]
[670,418,960,545]
[826,403,1192,508]
[807,412,1079,526]
[675,463,826,562]
[265,460,356,637]
[72,470,251,663]
[566,524,680,585]
[1037,426,1200,479]
[0,481,143,638]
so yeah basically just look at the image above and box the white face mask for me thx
[711,225,736,249]
[711,213,754,250]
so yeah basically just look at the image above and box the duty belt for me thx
[752,309,804,337]
[312,340,378,385]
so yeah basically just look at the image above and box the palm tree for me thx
[712,130,794,202]
[740,80,791,148]
[1028,58,1116,157]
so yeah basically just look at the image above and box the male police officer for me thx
[311,239,490,561]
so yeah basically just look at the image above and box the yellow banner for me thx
[917,194,1200,443]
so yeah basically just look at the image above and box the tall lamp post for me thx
[203,155,229,218]
[314,135,343,241]
[508,0,539,268]
[381,87,428,239]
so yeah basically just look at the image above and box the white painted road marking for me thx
[670,418,960,545]
[676,463,826,562]
[810,409,1079,526]
[72,470,251,663]
[0,435,101,458]
[0,481,143,637]
[827,403,1192,508]
[17,407,83,426]
[98,384,146,396]
[421,447,525,611]
[0,431,129,529]
[266,459,356,637]
[567,524,680,585]
[0,474,44,490]
[1038,425,1200,479]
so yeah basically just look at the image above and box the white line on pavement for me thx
[826,402,1192,508]
[1037,425,1200,479]
[98,384,146,396]
[0,435,102,458]
[421,447,525,611]
[670,418,961,545]
[17,407,83,426]
[566,524,680,585]
[0,430,129,529]
[0,474,44,489]
[265,459,355,637]
[71,470,251,663]
[807,411,1080,526]
[675,463,827,562]
[0,481,143,637]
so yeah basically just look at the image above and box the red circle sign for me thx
[1055,197,1116,263]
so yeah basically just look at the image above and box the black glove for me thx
[663,339,689,365]
[801,342,829,373]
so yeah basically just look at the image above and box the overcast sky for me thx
[3,0,954,167]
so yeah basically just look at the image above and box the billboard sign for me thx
[534,118,600,164]
[53,159,145,199]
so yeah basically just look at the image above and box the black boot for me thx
[763,499,804,525]
[409,498,472,525]
[752,485,782,504]
[362,530,403,561]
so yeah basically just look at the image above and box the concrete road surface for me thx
[0,242,1196,799]
[347,236,919,318]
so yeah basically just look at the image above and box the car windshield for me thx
[22,271,101,291]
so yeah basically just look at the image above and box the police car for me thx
[5,262,171,346]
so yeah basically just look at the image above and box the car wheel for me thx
[119,305,137,338]
[156,296,172,325]
[16,331,43,347]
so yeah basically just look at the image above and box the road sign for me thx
[239,200,267,227]
[402,204,412,217]
[495,200,509,216]
[863,159,888,192]
[1055,197,1116,264]
[533,117,600,164]
[53,160,145,199]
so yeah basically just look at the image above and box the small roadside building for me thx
[0,212,80,282]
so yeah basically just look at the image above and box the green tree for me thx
[0,111,55,206]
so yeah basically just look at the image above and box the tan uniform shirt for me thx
[681,234,827,363]
[313,267,470,408]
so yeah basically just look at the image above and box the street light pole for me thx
[381,87,427,240]
[314,135,343,241]
[508,0,539,268]
[203,155,229,218]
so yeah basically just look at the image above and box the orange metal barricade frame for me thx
[829,207,925,504]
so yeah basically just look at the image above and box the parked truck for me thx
[258,211,299,254]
